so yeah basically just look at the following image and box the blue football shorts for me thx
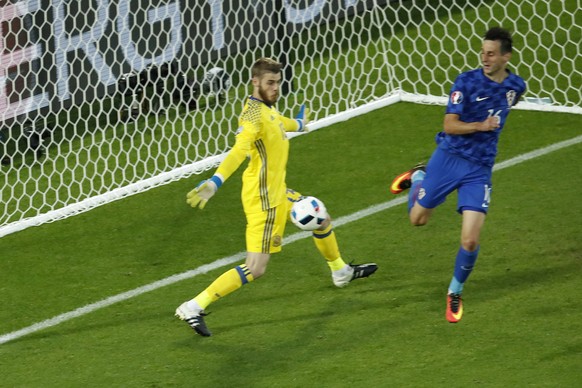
[417,147,493,214]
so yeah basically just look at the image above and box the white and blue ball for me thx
[290,196,328,231]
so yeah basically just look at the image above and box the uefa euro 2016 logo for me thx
[506,90,517,107]
[451,91,463,104]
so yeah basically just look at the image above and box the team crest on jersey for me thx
[450,91,463,104]
[506,90,517,107]
[272,234,282,247]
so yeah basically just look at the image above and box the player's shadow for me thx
[469,260,579,302]
[6,258,574,348]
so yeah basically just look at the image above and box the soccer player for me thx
[176,58,377,337]
[390,27,526,323]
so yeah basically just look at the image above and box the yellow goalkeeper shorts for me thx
[245,202,288,254]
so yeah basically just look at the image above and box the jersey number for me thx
[488,109,502,123]
[482,184,492,208]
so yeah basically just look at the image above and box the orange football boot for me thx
[390,163,425,194]
[446,293,463,323]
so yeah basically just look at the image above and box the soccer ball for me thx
[202,67,231,96]
[290,196,328,231]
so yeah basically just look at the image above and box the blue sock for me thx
[408,171,425,213]
[448,246,480,295]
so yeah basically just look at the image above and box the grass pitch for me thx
[1,103,581,386]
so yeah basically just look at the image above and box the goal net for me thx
[1,0,580,237]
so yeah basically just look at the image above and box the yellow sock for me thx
[313,224,346,271]
[193,264,254,309]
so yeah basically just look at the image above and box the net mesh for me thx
[1,0,580,236]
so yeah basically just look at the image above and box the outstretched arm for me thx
[186,127,253,209]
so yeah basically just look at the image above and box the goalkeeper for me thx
[175,58,377,337]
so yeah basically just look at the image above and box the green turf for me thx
[1,103,581,386]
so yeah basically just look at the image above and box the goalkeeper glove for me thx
[186,175,223,209]
[295,104,310,132]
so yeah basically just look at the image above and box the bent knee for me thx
[409,205,431,226]
[318,216,331,230]
[246,262,267,279]
[410,214,428,226]
[249,267,266,279]
[461,239,480,252]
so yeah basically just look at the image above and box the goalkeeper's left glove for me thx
[186,175,223,209]
[295,104,310,132]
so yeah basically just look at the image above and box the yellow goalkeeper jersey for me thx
[216,96,300,213]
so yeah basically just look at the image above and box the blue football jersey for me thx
[437,69,526,167]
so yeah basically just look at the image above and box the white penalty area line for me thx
[2,134,581,346]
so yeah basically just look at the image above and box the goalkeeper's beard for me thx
[258,86,278,105]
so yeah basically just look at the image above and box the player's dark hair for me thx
[484,27,513,54]
[251,57,283,78]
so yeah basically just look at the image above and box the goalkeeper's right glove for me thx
[186,175,223,209]
[295,104,311,132]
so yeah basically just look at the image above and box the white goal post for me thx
[1,0,580,237]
